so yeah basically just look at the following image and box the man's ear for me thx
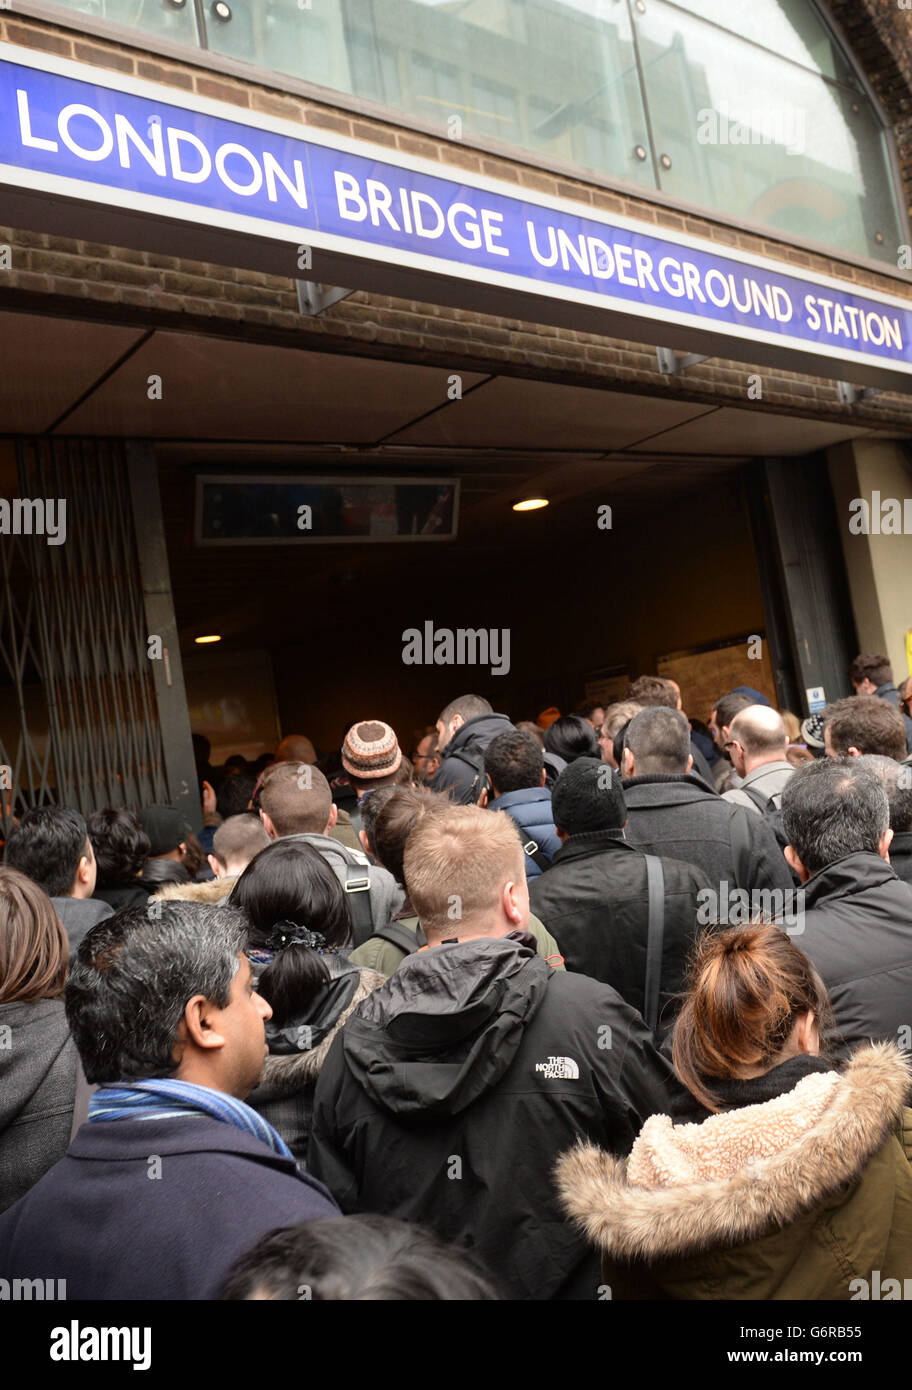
[502,877,525,928]
[259,809,278,840]
[180,994,227,1053]
[540,768,547,788]
[847,746,863,758]
[325,803,339,832]
[621,747,635,779]
[358,829,371,855]
[178,841,187,859]
[880,826,895,861]
[784,845,810,882]
[207,854,223,879]
[686,753,694,774]
[76,855,92,887]
[478,786,489,809]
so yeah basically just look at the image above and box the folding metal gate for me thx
[0,438,171,833]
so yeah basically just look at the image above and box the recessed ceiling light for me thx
[195,634,222,644]
[512,498,550,512]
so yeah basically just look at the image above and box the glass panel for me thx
[634,0,903,263]
[42,0,198,43]
[202,0,655,190]
[671,0,857,85]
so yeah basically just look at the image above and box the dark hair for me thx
[673,923,833,1114]
[437,694,492,726]
[87,808,151,886]
[850,652,892,689]
[357,784,401,856]
[823,696,907,761]
[180,830,205,880]
[626,676,679,708]
[218,1215,500,1300]
[65,901,247,1083]
[230,840,352,1027]
[230,840,352,950]
[543,714,599,763]
[625,706,691,775]
[781,756,889,875]
[714,691,755,731]
[575,701,605,721]
[0,866,69,1003]
[217,773,258,820]
[484,729,544,794]
[859,755,912,833]
[371,785,443,886]
[5,805,89,898]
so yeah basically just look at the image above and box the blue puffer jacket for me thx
[488,787,561,879]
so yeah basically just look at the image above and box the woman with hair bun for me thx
[230,840,385,1160]
[556,922,912,1299]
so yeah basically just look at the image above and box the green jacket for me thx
[349,913,565,977]
[556,1044,912,1300]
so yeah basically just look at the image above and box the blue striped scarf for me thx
[88,1078,293,1159]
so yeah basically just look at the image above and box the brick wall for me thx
[1,7,912,431]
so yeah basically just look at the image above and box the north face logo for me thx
[534,1056,579,1080]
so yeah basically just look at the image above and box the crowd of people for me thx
[1,651,912,1300]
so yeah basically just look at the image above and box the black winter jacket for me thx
[889,830,912,888]
[529,830,710,1036]
[430,712,514,803]
[795,851,912,1060]
[308,936,679,1300]
[622,773,794,894]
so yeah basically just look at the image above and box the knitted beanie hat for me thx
[341,720,403,780]
[551,756,627,834]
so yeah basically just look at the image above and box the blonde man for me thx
[309,803,676,1303]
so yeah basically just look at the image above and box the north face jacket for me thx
[794,852,912,1060]
[430,712,514,803]
[529,830,710,1037]
[308,936,680,1300]
[622,773,794,894]
[556,1045,912,1300]
[488,786,561,879]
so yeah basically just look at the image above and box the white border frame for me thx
[2,41,912,383]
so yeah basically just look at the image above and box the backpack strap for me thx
[372,920,428,956]
[729,805,753,892]
[643,854,665,1039]
[739,783,770,814]
[340,854,375,945]
[520,833,552,873]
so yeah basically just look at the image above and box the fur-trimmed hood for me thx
[258,968,385,1093]
[151,878,236,904]
[555,1044,911,1263]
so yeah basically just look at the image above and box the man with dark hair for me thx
[258,761,402,942]
[781,758,912,1058]
[576,701,606,732]
[411,727,440,785]
[217,772,258,821]
[627,676,715,785]
[530,759,709,1036]
[482,729,560,879]
[858,755,912,888]
[309,803,679,1301]
[429,694,513,805]
[5,806,112,950]
[823,696,908,761]
[0,902,338,1297]
[850,653,912,753]
[621,708,793,893]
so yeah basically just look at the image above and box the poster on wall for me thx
[657,636,777,724]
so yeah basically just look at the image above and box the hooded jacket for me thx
[487,786,561,879]
[248,963,386,1160]
[430,712,514,803]
[529,831,710,1036]
[555,1045,912,1300]
[308,936,680,1300]
[0,999,76,1214]
[622,773,794,894]
[794,852,912,1059]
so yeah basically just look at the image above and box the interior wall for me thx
[268,478,767,752]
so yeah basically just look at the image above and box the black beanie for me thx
[551,757,627,834]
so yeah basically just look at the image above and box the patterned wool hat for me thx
[341,720,403,780]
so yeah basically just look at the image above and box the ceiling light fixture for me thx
[512,498,550,512]
[194,634,222,644]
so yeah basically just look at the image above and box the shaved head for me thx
[729,705,788,759]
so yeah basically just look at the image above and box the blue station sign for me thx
[1,43,911,389]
